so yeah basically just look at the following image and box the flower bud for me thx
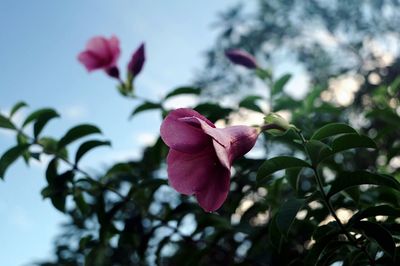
[127,43,145,77]
[263,113,296,136]
[225,49,258,69]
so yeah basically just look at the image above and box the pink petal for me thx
[160,108,214,154]
[77,51,103,71]
[220,125,259,162]
[179,117,258,169]
[167,147,231,212]
[108,36,121,66]
[195,168,230,212]
[86,36,110,58]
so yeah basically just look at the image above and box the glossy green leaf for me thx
[238,95,264,113]
[276,198,304,236]
[311,123,357,140]
[10,101,28,117]
[75,140,111,165]
[22,108,57,128]
[331,134,376,153]
[58,124,101,149]
[348,205,400,226]
[272,73,292,95]
[33,109,59,138]
[327,171,400,198]
[257,156,311,183]
[164,86,201,99]
[305,140,332,166]
[130,101,161,117]
[0,114,16,130]
[354,221,396,257]
[0,144,30,179]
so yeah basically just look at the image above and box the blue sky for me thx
[0,1,239,265]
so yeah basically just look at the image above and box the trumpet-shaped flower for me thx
[160,108,259,212]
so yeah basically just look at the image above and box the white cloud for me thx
[136,132,157,146]
[8,205,33,232]
[62,104,89,121]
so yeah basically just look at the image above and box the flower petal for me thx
[195,167,230,212]
[77,51,103,71]
[160,108,214,153]
[167,146,227,196]
[220,125,259,162]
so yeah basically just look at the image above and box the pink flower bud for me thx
[225,49,258,69]
[78,36,120,73]
[160,108,259,212]
[127,43,145,77]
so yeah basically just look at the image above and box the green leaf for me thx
[255,67,272,80]
[268,215,283,250]
[58,124,101,149]
[0,114,16,130]
[0,144,30,179]
[276,198,304,236]
[10,101,28,117]
[33,109,59,139]
[331,134,376,153]
[75,140,111,165]
[272,73,292,95]
[311,123,358,140]
[238,95,264,113]
[354,221,396,257]
[16,133,30,165]
[22,108,57,128]
[305,140,332,166]
[74,189,90,215]
[45,158,58,184]
[327,171,400,198]
[348,205,400,226]
[257,156,311,184]
[130,101,161,118]
[164,86,201,99]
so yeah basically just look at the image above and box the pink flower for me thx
[127,43,145,77]
[225,49,258,69]
[160,108,259,212]
[78,36,120,72]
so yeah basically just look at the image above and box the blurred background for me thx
[0,1,238,265]
[1,0,399,265]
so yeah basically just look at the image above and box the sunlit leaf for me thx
[327,171,400,198]
[164,86,201,99]
[311,123,357,140]
[130,101,162,118]
[305,140,332,166]
[75,140,111,165]
[22,108,57,128]
[272,73,292,95]
[276,198,304,236]
[348,205,400,226]
[331,134,376,153]
[257,156,311,184]
[33,109,59,138]
[58,124,102,149]
[238,95,264,113]
[10,101,28,118]
[353,221,396,257]
[0,144,30,179]
[0,114,15,130]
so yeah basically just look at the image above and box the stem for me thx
[17,128,125,200]
[294,129,376,265]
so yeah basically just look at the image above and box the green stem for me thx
[294,129,375,265]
